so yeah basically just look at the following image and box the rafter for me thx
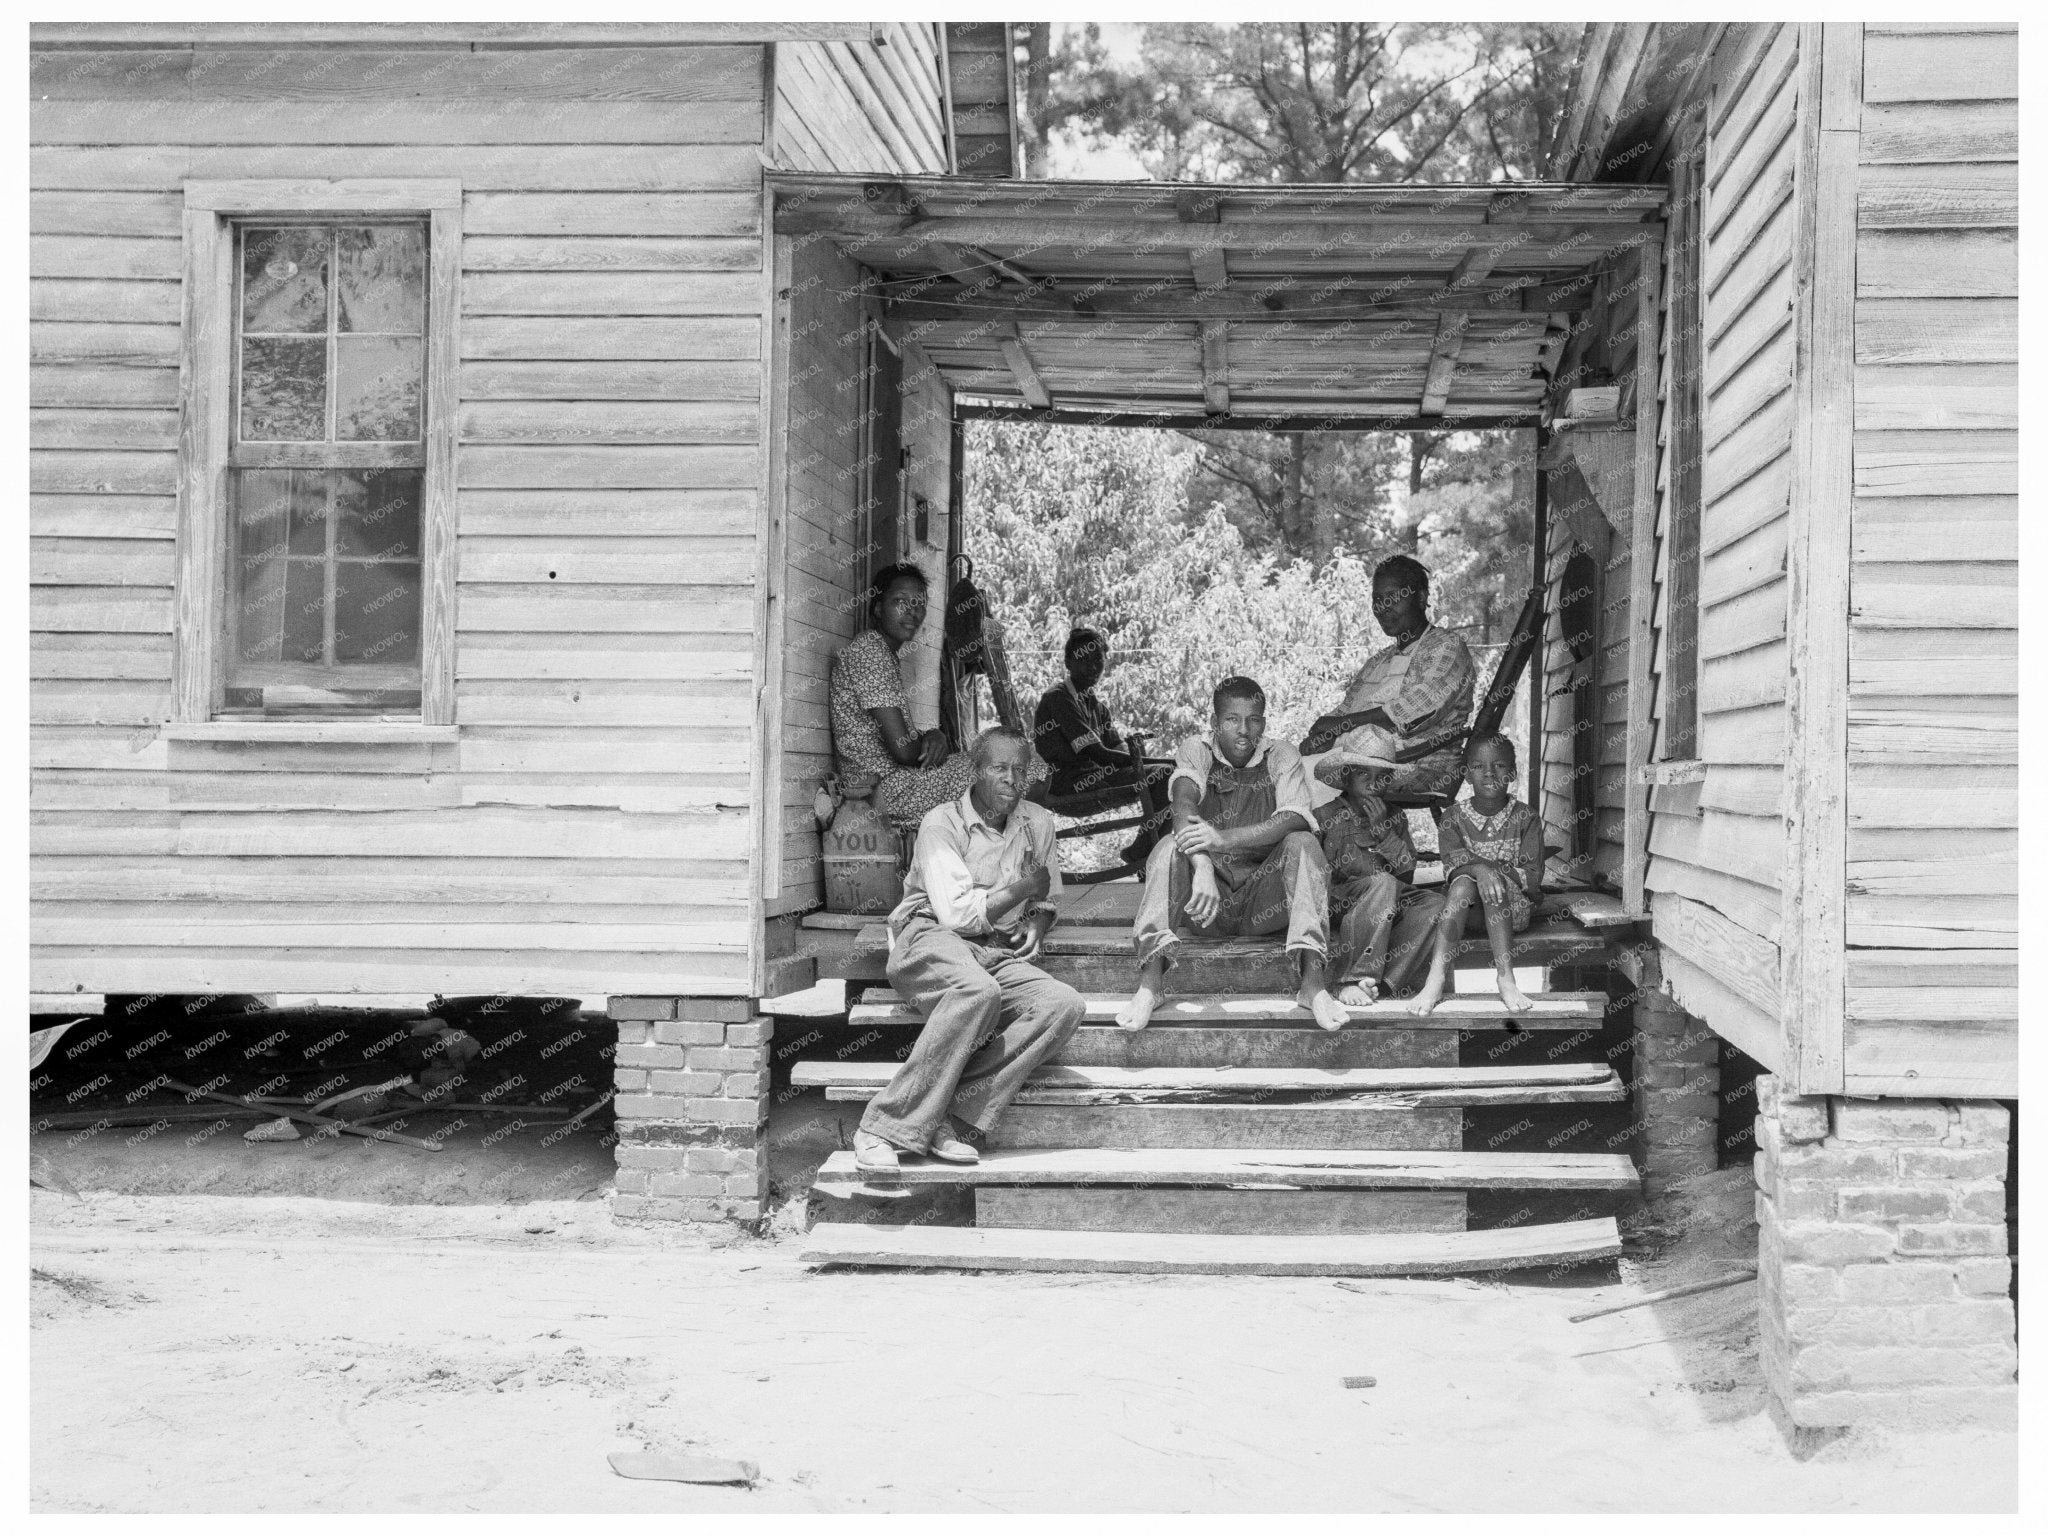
[1419,245,1499,417]
[996,322,1053,409]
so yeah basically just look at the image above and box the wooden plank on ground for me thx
[813,1146,1641,1191]
[800,1217,1625,1276]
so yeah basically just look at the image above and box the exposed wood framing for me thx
[996,322,1052,409]
[1621,237,1663,915]
[882,280,1594,323]
[1192,242,1230,415]
[1420,247,1497,416]
[421,199,461,726]
[1780,23,1860,1093]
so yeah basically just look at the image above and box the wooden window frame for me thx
[174,180,461,724]
[1662,137,1707,764]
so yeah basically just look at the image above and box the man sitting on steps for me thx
[1118,676,1348,1034]
[852,726,1088,1174]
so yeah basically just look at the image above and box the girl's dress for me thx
[1438,798,1539,932]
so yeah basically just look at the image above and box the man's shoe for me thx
[852,1129,901,1172]
[926,1127,981,1164]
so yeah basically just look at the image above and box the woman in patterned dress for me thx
[1411,732,1547,1017]
[829,563,979,833]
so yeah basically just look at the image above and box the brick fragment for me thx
[648,1069,723,1096]
[1953,1103,2008,1147]
[612,1068,648,1092]
[684,1097,764,1126]
[614,1043,688,1070]
[1836,1187,1950,1223]
[1777,1220,1895,1265]
[1895,1223,2006,1257]
[724,1198,762,1222]
[1908,1299,2016,1345]
[614,1168,651,1195]
[672,997,755,1023]
[685,1146,737,1173]
[725,1020,772,1047]
[608,997,677,1021]
[615,1145,691,1171]
[1896,1148,2003,1180]
[612,1021,652,1045]
[1831,1099,1949,1145]
[654,1020,727,1047]
[1837,1261,1958,1306]
[649,1172,724,1199]
[611,1093,693,1119]
[685,1046,759,1072]
[722,1071,765,1097]
[1951,1185,2008,1222]
[1955,1257,2014,1296]
[1775,1095,1831,1143]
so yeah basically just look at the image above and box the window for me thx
[176,183,459,724]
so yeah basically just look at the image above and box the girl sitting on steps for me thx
[1410,732,1547,1017]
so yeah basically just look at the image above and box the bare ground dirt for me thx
[29,1169,2016,1514]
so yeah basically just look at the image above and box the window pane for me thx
[234,469,295,569]
[282,561,328,665]
[336,470,422,561]
[335,335,422,441]
[241,338,328,441]
[242,227,328,334]
[334,564,421,665]
[337,226,425,333]
[235,548,288,663]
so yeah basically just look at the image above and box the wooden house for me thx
[1539,21,2017,1102]
[29,21,1007,1008]
[29,19,2014,1429]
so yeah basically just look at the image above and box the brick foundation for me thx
[1634,991,1720,1201]
[607,997,772,1226]
[1754,1075,2016,1429]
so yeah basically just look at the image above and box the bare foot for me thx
[1497,973,1534,1013]
[1118,959,1165,1031]
[1409,975,1446,1016]
[1296,981,1349,1032]
[1336,982,1378,1009]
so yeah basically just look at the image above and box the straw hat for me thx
[1312,723,1401,789]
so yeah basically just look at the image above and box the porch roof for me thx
[769,173,1666,430]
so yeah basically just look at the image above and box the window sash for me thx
[173,181,460,724]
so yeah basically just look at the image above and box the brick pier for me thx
[607,998,773,1227]
[1754,1075,2016,1429]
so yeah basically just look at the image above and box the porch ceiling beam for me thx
[782,212,1663,254]
[879,277,1594,323]
[1420,247,1499,417]
[957,404,1541,432]
[995,322,1053,409]
[924,238,1041,291]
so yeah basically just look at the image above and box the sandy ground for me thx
[29,1173,2016,1513]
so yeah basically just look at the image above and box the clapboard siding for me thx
[774,24,950,175]
[1841,25,2016,1093]
[1645,23,1795,1000]
[28,39,775,998]
[774,237,867,908]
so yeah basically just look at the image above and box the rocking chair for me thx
[982,623,1170,885]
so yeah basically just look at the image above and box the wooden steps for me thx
[801,1215,1624,1276]
[790,886,1641,1268]
[848,990,1608,1032]
[812,1146,1643,1193]
[795,1061,1627,1106]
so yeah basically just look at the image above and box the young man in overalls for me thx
[1118,676,1348,1032]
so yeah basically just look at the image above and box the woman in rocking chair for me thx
[1032,628,1170,862]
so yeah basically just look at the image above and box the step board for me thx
[794,1061,1626,1107]
[1053,1026,1454,1069]
[801,1216,1623,1277]
[991,1103,1458,1150]
[976,1187,1468,1236]
[849,990,1608,1031]
[812,1146,1642,1193]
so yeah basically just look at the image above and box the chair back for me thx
[1471,585,1545,739]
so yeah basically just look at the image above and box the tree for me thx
[1034,22,1570,576]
